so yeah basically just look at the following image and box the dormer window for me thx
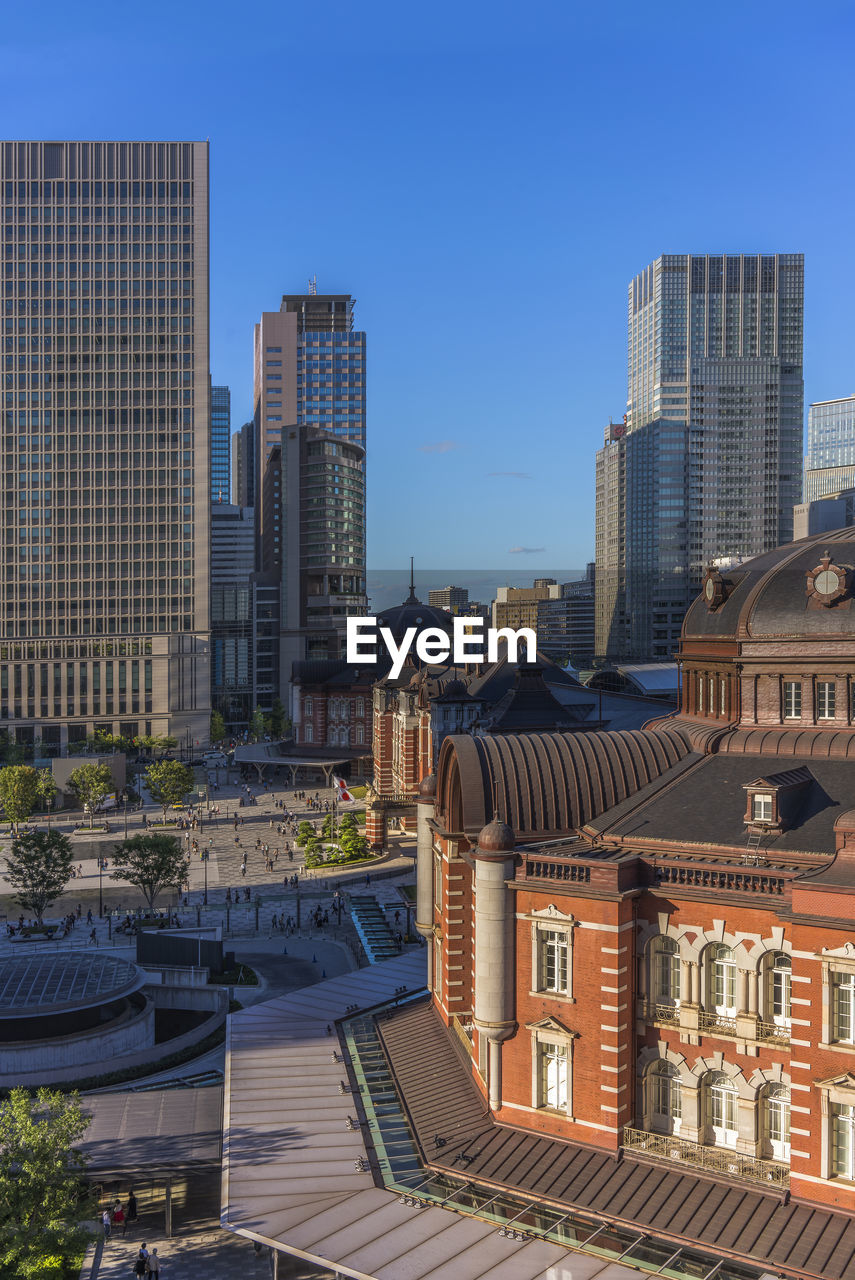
[753,794,773,822]
[744,767,813,833]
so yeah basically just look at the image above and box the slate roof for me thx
[592,752,853,856]
[379,998,855,1280]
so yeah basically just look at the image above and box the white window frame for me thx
[832,970,855,1044]
[530,1023,576,1118]
[707,944,737,1017]
[304,696,313,716]
[766,952,791,1028]
[648,1061,682,1135]
[753,793,773,822]
[705,1071,738,1149]
[650,936,681,1008]
[818,680,836,720]
[831,1102,855,1180]
[783,680,801,719]
[529,910,576,1002]
[763,1085,791,1163]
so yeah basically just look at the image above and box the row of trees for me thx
[0,759,197,831]
[6,829,191,924]
[0,729,178,765]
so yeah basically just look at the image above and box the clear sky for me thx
[2,1,853,568]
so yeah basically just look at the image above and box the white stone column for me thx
[472,831,517,1112]
[414,781,435,943]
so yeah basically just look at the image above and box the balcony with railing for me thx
[623,1127,789,1190]
[640,1001,790,1047]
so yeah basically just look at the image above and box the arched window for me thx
[762,1084,790,1163]
[765,952,791,1028]
[704,1071,738,1148]
[648,1061,682,1134]
[707,944,737,1017]
[650,936,680,1008]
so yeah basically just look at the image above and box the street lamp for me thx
[46,796,52,831]
[197,788,206,832]
[122,791,128,839]
[98,856,108,919]
[201,849,209,905]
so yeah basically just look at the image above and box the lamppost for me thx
[98,856,108,919]
[197,787,206,832]
[122,791,129,839]
[201,849,209,905]
[46,796,52,831]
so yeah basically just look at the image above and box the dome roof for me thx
[436,678,469,700]
[477,818,516,853]
[376,595,454,643]
[419,772,437,797]
[683,530,855,643]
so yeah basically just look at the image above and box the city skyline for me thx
[2,2,853,568]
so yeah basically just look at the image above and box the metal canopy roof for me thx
[222,955,645,1280]
[0,953,144,1019]
[79,1085,223,1178]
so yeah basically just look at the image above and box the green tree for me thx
[35,767,58,812]
[67,761,114,830]
[0,765,40,833]
[145,759,195,822]
[210,710,227,745]
[110,832,190,910]
[0,730,25,766]
[248,706,267,742]
[0,1087,95,1280]
[136,733,178,760]
[5,830,74,926]
[267,698,287,738]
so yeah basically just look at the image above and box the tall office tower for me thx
[0,140,211,756]
[231,420,255,507]
[253,291,367,696]
[802,395,855,505]
[211,383,230,502]
[428,586,469,612]
[210,503,254,729]
[594,420,627,659]
[597,253,804,660]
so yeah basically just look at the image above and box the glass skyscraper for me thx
[0,140,211,755]
[211,382,230,502]
[596,253,804,660]
[253,291,367,702]
[805,395,855,474]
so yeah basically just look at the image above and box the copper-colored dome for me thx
[477,818,516,853]
[419,773,437,798]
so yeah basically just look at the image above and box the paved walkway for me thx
[0,780,418,961]
[91,1228,333,1278]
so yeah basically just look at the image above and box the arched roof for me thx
[683,528,855,642]
[436,724,692,839]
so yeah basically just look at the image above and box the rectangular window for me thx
[697,676,704,712]
[539,1041,569,1110]
[833,972,855,1042]
[818,681,836,720]
[833,1104,855,1180]
[719,680,726,716]
[783,680,802,719]
[753,794,773,821]
[540,929,569,994]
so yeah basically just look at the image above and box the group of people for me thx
[101,1192,163,1274]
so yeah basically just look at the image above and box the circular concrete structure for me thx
[0,952,153,1082]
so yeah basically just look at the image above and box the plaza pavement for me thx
[90,1227,333,1278]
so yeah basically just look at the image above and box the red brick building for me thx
[414,530,855,1229]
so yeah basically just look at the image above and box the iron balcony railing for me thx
[623,1127,789,1189]
[642,1003,790,1046]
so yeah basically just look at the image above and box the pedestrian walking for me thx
[113,1201,125,1236]
[134,1248,148,1278]
[146,1246,162,1277]
[101,1208,112,1239]
[127,1188,138,1222]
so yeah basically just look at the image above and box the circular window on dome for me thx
[806,554,849,607]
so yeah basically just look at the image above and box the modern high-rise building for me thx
[428,586,469,612]
[210,502,254,729]
[253,291,367,699]
[231,420,255,508]
[210,383,230,503]
[596,253,804,660]
[0,140,211,755]
[806,394,855,470]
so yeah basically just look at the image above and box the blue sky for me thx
[2,1,854,568]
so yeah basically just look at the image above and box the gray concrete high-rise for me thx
[0,140,211,755]
[253,291,367,705]
[596,253,804,660]
[231,420,255,508]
